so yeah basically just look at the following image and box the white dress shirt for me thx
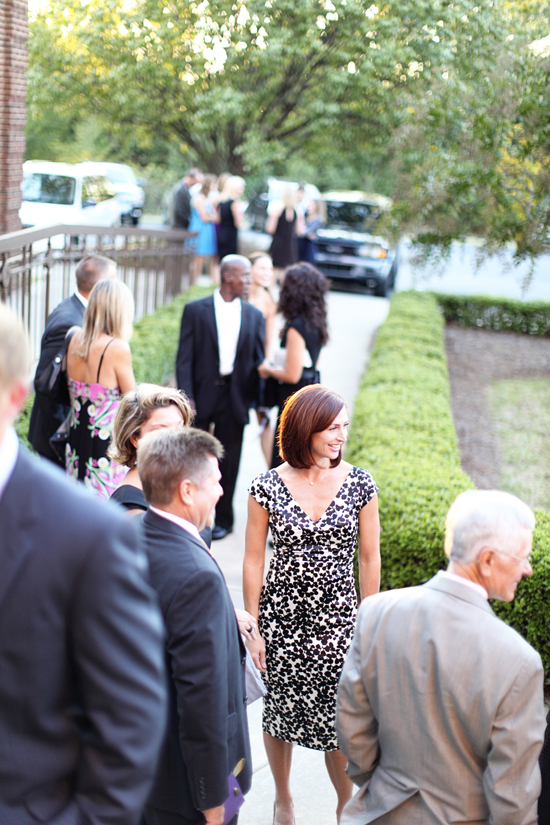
[0,426,19,503]
[437,569,488,599]
[74,291,88,308]
[213,289,242,376]
[149,506,208,549]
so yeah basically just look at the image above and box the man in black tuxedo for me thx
[28,254,116,464]
[171,168,203,229]
[0,303,167,824]
[138,427,252,825]
[175,254,265,539]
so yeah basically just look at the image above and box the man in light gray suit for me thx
[337,489,546,825]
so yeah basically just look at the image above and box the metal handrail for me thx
[0,223,196,361]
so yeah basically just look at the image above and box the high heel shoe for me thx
[273,802,295,825]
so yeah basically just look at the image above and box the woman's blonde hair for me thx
[74,279,134,360]
[108,383,193,467]
[281,185,296,210]
[219,175,245,202]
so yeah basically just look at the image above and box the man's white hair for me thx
[445,489,535,564]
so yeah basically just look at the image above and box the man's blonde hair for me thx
[74,279,134,360]
[0,303,30,390]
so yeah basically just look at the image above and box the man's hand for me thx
[202,803,225,825]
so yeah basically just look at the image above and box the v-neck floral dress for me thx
[249,465,378,750]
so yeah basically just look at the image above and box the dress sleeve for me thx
[356,468,379,508]
[248,472,272,512]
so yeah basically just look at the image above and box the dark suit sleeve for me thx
[70,517,167,824]
[167,567,234,811]
[176,303,195,400]
[539,712,550,825]
[174,185,191,228]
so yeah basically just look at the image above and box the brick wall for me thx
[0,0,28,234]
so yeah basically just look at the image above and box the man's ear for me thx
[177,477,194,506]
[3,379,28,420]
[477,548,494,575]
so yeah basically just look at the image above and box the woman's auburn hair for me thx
[73,278,134,360]
[108,383,193,467]
[277,384,346,469]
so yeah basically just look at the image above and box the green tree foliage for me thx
[389,3,550,264]
[27,0,514,177]
[27,0,550,256]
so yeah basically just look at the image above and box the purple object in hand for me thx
[202,771,245,825]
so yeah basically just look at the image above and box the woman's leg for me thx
[192,255,204,285]
[263,732,294,825]
[208,256,220,285]
[324,749,353,823]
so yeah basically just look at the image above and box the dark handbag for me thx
[35,329,77,406]
[49,410,72,461]
[264,367,320,409]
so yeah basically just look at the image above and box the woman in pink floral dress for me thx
[65,279,135,499]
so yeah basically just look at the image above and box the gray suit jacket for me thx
[336,574,545,825]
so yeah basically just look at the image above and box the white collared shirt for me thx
[213,289,242,376]
[149,506,207,548]
[0,426,19,503]
[437,569,488,600]
[74,291,88,308]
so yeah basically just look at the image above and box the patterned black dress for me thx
[249,465,378,751]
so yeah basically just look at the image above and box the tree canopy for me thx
[27,0,550,261]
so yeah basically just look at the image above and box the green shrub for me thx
[435,293,550,336]
[15,284,214,441]
[348,290,550,679]
[131,284,213,385]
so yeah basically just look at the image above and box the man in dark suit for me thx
[171,168,203,229]
[175,254,265,539]
[28,254,117,464]
[137,427,252,825]
[0,302,167,824]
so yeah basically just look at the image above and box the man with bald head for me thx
[337,489,546,825]
[29,254,117,463]
[176,254,264,539]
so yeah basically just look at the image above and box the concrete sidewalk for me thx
[210,289,389,824]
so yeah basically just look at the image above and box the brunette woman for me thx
[258,262,329,468]
[243,385,380,825]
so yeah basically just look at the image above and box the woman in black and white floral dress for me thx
[243,384,380,825]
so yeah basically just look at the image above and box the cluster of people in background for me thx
[171,168,325,288]
[2,226,550,825]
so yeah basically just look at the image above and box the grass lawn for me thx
[488,377,550,511]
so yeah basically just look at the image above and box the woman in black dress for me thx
[217,175,245,260]
[258,262,330,467]
[266,186,305,283]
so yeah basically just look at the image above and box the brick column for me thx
[0,0,28,234]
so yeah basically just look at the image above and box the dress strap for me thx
[96,337,115,383]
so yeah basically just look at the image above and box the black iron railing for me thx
[0,224,195,360]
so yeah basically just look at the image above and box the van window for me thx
[22,173,76,205]
[82,175,116,204]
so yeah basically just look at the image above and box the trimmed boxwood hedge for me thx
[15,283,214,447]
[347,290,550,679]
[435,292,550,336]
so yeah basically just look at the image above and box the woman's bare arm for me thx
[265,205,282,236]
[243,494,270,671]
[231,198,244,229]
[357,494,381,600]
[112,340,136,395]
[258,326,305,384]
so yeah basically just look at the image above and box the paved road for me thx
[209,287,389,825]
[396,238,550,300]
